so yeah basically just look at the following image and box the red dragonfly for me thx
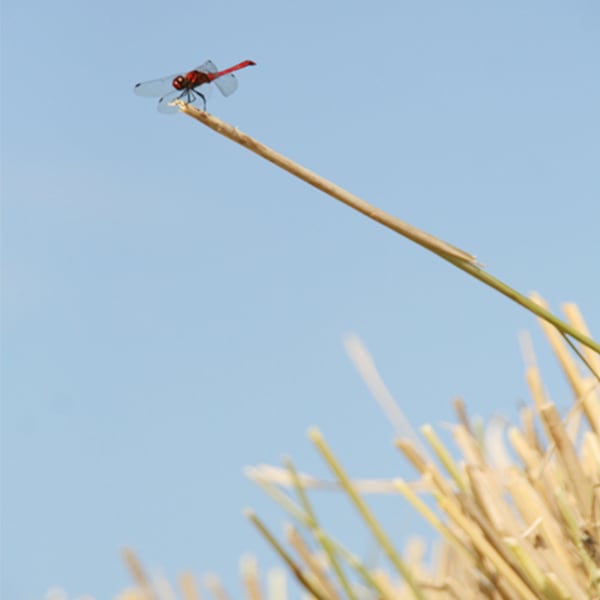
[134,59,256,113]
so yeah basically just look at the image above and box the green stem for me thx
[443,255,600,355]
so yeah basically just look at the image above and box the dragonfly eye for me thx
[172,76,185,90]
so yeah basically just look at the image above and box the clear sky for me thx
[2,1,599,598]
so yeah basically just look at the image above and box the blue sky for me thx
[2,1,599,598]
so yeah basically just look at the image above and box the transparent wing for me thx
[156,89,182,113]
[196,59,217,73]
[134,73,180,97]
[213,73,238,97]
[195,59,238,97]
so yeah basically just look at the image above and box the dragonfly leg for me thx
[173,90,188,105]
[191,89,207,111]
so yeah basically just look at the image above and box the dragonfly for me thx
[134,59,256,113]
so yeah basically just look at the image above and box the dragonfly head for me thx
[172,75,186,90]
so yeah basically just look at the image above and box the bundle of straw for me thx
[120,300,599,600]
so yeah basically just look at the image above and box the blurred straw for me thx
[344,333,429,458]
[240,555,263,600]
[309,427,427,600]
[119,299,599,599]
[178,572,202,600]
[245,509,331,600]
[203,574,231,600]
[285,526,341,600]
[122,548,157,600]
[284,458,353,600]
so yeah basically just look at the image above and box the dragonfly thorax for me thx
[186,70,210,87]
[173,71,210,90]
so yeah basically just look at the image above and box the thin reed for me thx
[175,103,600,357]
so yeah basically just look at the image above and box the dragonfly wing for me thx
[157,89,183,113]
[196,60,238,96]
[196,59,217,74]
[134,73,179,97]
[193,60,237,96]
[214,73,238,97]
